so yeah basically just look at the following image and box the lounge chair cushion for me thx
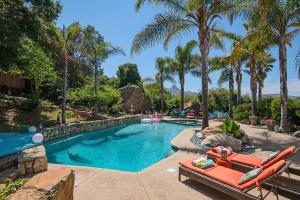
[205,166,245,189]
[179,158,215,174]
[263,146,296,168]
[207,149,237,159]
[230,154,263,167]
[237,167,263,185]
[261,151,280,165]
[240,160,286,190]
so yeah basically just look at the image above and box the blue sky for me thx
[57,0,300,96]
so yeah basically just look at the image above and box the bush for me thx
[21,97,40,111]
[0,179,28,199]
[232,103,251,122]
[271,97,300,128]
[257,98,273,119]
[68,82,121,112]
[220,118,240,138]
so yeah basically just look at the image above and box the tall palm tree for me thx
[50,23,82,124]
[263,0,300,132]
[296,48,300,79]
[256,52,275,101]
[131,0,236,129]
[169,40,199,111]
[155,57,175,113]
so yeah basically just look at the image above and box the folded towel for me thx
[199,159,215,169]
[215,146,233,156]
[192,157,206,165]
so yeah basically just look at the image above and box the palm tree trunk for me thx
[199,30,210,129]
[279,36,288,132]
[250,55,257,116]
[229,65,234,117]
[258,84,262,101]
[94,64,99,115]
[180,76,184,111]
[236,61,242,105]
[61,52,68,124]
[160,79,164,113]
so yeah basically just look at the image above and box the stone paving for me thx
[48,120,300,200]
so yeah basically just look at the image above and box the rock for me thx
[190,131,204,145]
[18,146,47,177]
[184,101,202,114]
[199,134,242,153]
[12,96,27,107]
[120,84,151,114]
[239,129,252,145]
[201,127,222,137]
[0,99,13,107]
[293,131,300,137]
[6,188,48,200]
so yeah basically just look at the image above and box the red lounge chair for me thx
[206,146,298,172]
[179,158,290,200]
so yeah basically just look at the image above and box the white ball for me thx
[32,133,44,144]
[29,126,37,133]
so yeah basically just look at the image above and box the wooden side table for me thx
[216,157,232,168]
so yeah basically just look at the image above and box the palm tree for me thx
[169,40,199,111]
[155,57,175,113]
[131,0,235,129]
[256,52,275,101]
[49,23,82,124]
[296,48,300,79]
[83,26,125,114]
[264,1,300,132]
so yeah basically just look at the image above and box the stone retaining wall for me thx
[43,115,141,142]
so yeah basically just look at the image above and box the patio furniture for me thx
[206,146,298,172]
[170,110,179,118]
[179,158,290,200]
[179,111,186,118]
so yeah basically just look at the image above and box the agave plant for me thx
[220,118,241,138]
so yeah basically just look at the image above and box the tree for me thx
[154,57,175,113]
[117,63,141,87]
[50,23,82,124]
[131,0,236,129]
[0,0,62,69]
[9,38,57,96]
[296,48,300,79]
[256,52,275,100]
[169,40,199,111]
[263,0,300,132]
[83,26,125,114]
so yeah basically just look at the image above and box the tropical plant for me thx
[296,47,300,79]
[49,22,82,124]
[0,178,28,200]
[256,52,275,100]
[154,57,175,113]
[131,0,239,129]
[248,0,300,131]
[220,118,241,138]
[169,40,199,111]
[83,25,125,114]
[117,63,142,87]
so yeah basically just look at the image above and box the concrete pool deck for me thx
[48,120,300,200]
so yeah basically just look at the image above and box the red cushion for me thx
[263,146,296,168]
[205,166,244,189]
[230,154,263,167]
[179,158,215,174]
[240,160,286,190]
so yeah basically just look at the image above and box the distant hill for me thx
[166,85,198,96]
[263,94,300,100]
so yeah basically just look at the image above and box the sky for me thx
[56,0,300,96]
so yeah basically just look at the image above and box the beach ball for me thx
[32,133,44,144]
[29,126,37,133]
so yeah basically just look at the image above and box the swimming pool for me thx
[45,122,196,172]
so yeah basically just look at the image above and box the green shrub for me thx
[257,98,273,119]
[232,103,251,122]
[220,118,240,138]
[20,97,40,111]
[0,179,28,199]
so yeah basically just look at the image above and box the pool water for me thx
[45,122,195,172]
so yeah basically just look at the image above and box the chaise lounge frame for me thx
[178,161,291,200]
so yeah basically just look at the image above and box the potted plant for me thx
[264,119,275,131]
[249,115,258,126]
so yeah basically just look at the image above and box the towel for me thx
[192,158,215,169]
[192,157,206,166]
[215,146,233,156]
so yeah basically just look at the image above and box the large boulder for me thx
[293,131,300,137]
[184,101,202,113]
[201,126,222,137]
[199,134,242,153]
[120,84,151,114]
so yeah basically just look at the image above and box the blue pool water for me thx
[45,122,195,172]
